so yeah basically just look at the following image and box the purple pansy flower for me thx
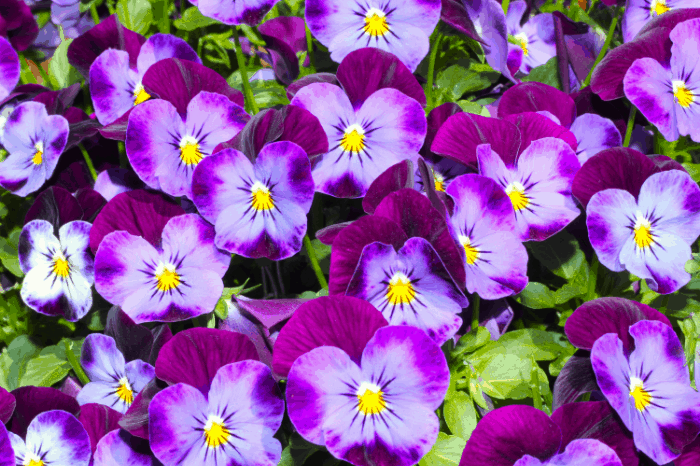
[90,33,201,126]
[0,102,69,196]
[192,142,314,261]
[76,334,155,414]
[149,360,284,466]
[290,83,426,198]
[622,0,697,43]
[93,429,159,466]
[591,320,700,464]
[18,220,93,321]
[8,387,80,439]
[514,440,622,466]
[286,325,449,466]
[7,410,91,466]
[0,37,19,102]
[345,237,468,345]
[446,173,529,299]
[0,422,12,466]
[198,0,280,26]
[506,1,556,74]
[587,170,700,294]
[305,0,441,72]
[94,213,230,323]
[126,91,248,199]
[624,18,700,142]
[477,138,581,242]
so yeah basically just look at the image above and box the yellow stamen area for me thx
[340,124,365,154]
[386,272,416,306]
[26,460,43,466]
[505,181,530,211]
[357,382,387,416]
[629,377,652,412]
[133,82,151,106]
[250,181,274,211]
[24,454,44,466]
[633,214,654,249]
[434,172,446,192]
[179,136,203,166]
[673,80,695,108]
[514,33,529,57]
[32,141,44,165]
[155,263,181,292]
[459,235,480,265]
[204,415,230,449]
[650,0,670,16]
[115,377,134,405]
[52,255,70,278]
[363,8,389,37]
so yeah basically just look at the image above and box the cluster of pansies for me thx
[1,0,700,465]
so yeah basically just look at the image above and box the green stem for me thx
[180,0,186,17]
[303,235,328,290]
[36,63,52,89]
[78,144,98,181]
[586,255,599,302]
[90,4,100,25]
[660,294,670,314]
[65,340,90,385]
[623,106,637,147]
[582,10,621,88]
[233,27,259,115]
[471,294,480,331]
[17,54,36,85]
[531,358,543,411]
[305,23,316,73]
[502,0,510,14]
[426,33,442,110]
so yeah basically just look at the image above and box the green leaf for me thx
[477,353,531,399]
[20,352,69,387]
[278,433,319,466]
[452,326,491,357]
[0,228,23,277]
[515,282,556,309]
[488,329,568,361]
[435,63,498,103]
[0,335,40,391]
[174,7,218,31]
[419,433,466,466]
[456,100,490,116]
[444,390,478,440]
[117,0,153,35]
[522,57,561,90]
[0,290,31,345]
[148,0,170,33]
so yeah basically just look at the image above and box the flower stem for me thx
[305,23,316,73]
[17,54,36,84]
[303,234,328,290]
[90,4,100,24]
[582,9,621,88]
[586,255,599,301]
[78,144,98,181]
[426,33,442,110]
[531,358,543,410]
[471,294,480,331]
[233,27,259,115]
[623,106,637,147]
[64,340,90,385]
[502,0,510,14]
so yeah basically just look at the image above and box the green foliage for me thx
[522,57,561,90]
[117,0,153,35]
[434,62,499,105]
[0,228,22,277]
[174,7,219,31]
[49,39,82,90]
[213,279,261,320]
[418,433,466,466]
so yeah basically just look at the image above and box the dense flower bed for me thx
[0,0,699,465]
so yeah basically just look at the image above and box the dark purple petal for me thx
[421,102,463,160]
[67,14,146,78]
[286,72,339,100]
[316,221,354,245]
[503,112,578,154]
[104,306,154,363]
[497,82,577,128]
[0,0,38,51]
[336,47,427,110]
[77,403,123,453]
[439,0,481,42]
[154,328,258,395]
[24,186,83,229]
[228,296,308,330]
[93,168,145,201]
[362,159,415,214]
[88,189,185,254]
[565,297,671,352]
[32,84,82,117]
[259,16,307,54]
[271,296,388,377]
[0,388,15,424]
[74,188,106,222]
[257,32,299,85]
[552,352,600,410]
[9,386,80,438]
[677,437,700,466]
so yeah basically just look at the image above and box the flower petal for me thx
[26,410,91,466]
[586,189,638,272]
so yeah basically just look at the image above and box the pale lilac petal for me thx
[586,189,638,272]
[570,114,622,164]
[135,33,201,76]
[90,49,143,126]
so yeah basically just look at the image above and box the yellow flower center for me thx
[250,181,274,211]
[629,377,652,412]
[650,0,670,16]
[52,252,70,278]
[673,80,695,108]
[133,82,151,106]
[155,263,181,292]
[32,141,44,165]
[459,235,480,265]
[115,377,134,405]
[505,181,530,211]
[24,453,44,466]
[204,415,230,448]
[340,124,365,154]
[386,272,416,306]
[434,172,446,192]
[514,33,529,56]
[357,382,387,415]
[363,8,389,37]
[179,136,203,166]
[633,214,654,249]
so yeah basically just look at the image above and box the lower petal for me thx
[93,430,156,466]
[26,410,91,466]
[76,382,127,414]
[586,189,637,272]
[590,334,633,430]
[623,58,677,141]
[570,114,622,164]
[467,230,529,299]
[90,49,140,126]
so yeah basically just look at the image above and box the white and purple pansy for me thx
[0,102,69,197]
[0,36,19,102]
[18,220,93,322]
[622,0,697,43]
[76,334,155,414]
[345,237,468,345]
[506,1,556,74]
[149,360,284,466]
[94,213,231,324]
[192,142,314,261]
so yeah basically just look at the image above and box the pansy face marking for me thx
[52,250,71,278]
[153,262,182,294]
[513,32,529,56]
[203,414,231,449]
[629,377,652,412]
[433,171,445,192]
[179,135,203,166]
[649,0,670,16]
[505,181,530,211]
[632,212,655,249]
[25,452,44,466]
[32,141,43,165]
[132,81,151,106]
[250,181,275,211]
[356,381,387,416]
[458,235,480,265]
[340,124,366,154]
[115,377,135,405]
[672,80,695,108]
[363,7,390,37]
[385,272,416,306]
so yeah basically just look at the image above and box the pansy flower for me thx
[286,325,449,466]
[591,320,700,464]
[7,410,91,466]
[0,102,69,196]
[446,174,529,299]
[93,429,159,466]
[90,33,201,126]
[345,237,468,345]
[149,360,284,466]
[0,0,38,51]
[18,220,93,322]
[506,1,556,74]
[197,0,280,26]
[0,422,12,466]
[587,170,700,294]
[126,91,248,199]
[76,334,155,414]
[0,37,19,102]
[192,142,314,261]
[94,213,231,323]
[622,0,697,43]
[305,0,441,72]
[624,18,700,142]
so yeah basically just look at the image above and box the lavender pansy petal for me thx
[26,410,91,466]
[192,149,253,223]
[570,114,622,164]
[77,383,128,413]
[125,360,156,394]
[160,214,230,277]
[590,334,634,429]
[586,189,639,272]
[198,0,279,26]
[0,423,12,466]
[93,168,144,201]
[254,141,315,209]
[136,33,201,75]
[18,219,60,273]
[89,49,142,126]
[77,404,123,453]
[471,0,512,81]
[81,334,126,383]
[670,19,700,142]
[58,220,93,279]
[93,429,157,466]
[0,37,19,102]
[9,387,80,438]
